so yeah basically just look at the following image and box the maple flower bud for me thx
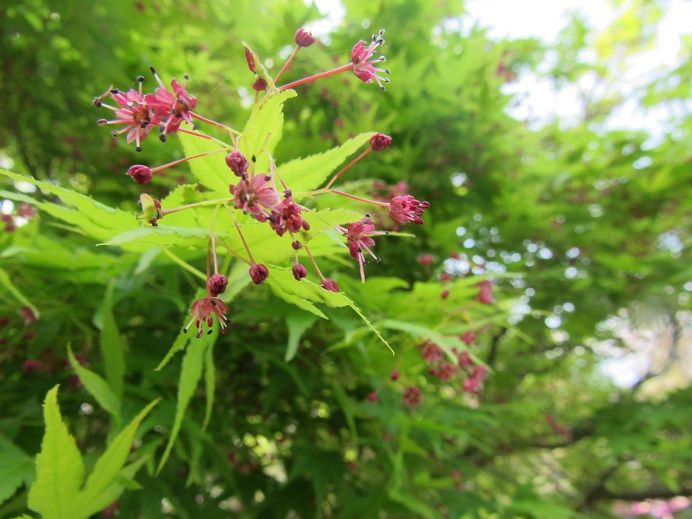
[321,278,339,292]
[390,370,399,381]
[139,193,161,226]
[367,391,378,403]
[370,133,392,152]
[249,263,269,284]
[294,28,315,47]
[225,150,249,177]
[402,386,422,408]
[292,240,302,250]
[127,164,153,184]
[253,77,268,92]
[207,273,228,296]
[244,46,256,73]
[292,263,308,280]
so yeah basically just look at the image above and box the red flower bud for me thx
[225,150,249,177]
[249,263,269,284]
[253,78,267,92]
[244,47,256,73]
[207,274,228,296]
[127,164,153,184]
[390,370,399,381]
[370,133,392,151]
[366,391,378,402]
[321,278,339,292]
[294,28,315,47]
[291,240,302,250]
[292,263,308,280]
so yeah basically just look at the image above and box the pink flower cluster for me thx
[94,27,432,338]
[421,340,488,395]
[95,68,197,151]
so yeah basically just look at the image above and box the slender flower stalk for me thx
[151,149,225,174]
[274,47,300,83]
[325,148,371,189]
[279,63,354,91]
[328,189,390,207]
[232,218,256,264]
[190,112,240,135]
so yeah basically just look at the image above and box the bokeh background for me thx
[0,0,690,517]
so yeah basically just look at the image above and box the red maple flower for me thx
[389,195,430,225]
[184,297,229,338]
[402,386,422,408]
[231,174,280,222]
[342,218,386,282]
[146,67,197,138]
[269,196,310,236]
[351,30,390,90]
[98,88,154,151]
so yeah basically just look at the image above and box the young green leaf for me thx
[157,331,216,473]
[279,132,375,194]
[0,436,34,506]
[67,346,121,422]
[285,311,318,361]
[74,399,159,516]
[99,290,126,400]
[28,386,85,519]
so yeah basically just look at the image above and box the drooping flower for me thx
[402,386,422,408]
[249,263,269,285]
[422,341,444,364]
[461,331,476,345]
[342,218,386,282]
[225,150,249,178]
[370,133,392,151]
[351,29,390,90]
[321,278,339,292]
[292,262,308,280]
[127,164,153,184]
[145,67,197,139]
[230,174,280,222]
[269,196,310,236]
[457,350,473,368]
[294,28,316,47]
[389,195,430,225]
[97,87,154,151]
[207,273,228,296]
[16,204,36,219]
[477,280,493,304]
[184,297,228,338]
[436,363,457,381]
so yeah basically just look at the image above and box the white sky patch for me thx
[464,0,691,135]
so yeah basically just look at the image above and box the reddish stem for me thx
[279,63,354,91]
[327,189,389,207]
[232,219,255,264]
[325,148,372,189]
[151,149,225,174]
[274,47,301,83]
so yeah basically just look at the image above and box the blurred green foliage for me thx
[0,0,690,518]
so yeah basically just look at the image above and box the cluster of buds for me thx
[96,27,430,337]
[1,203,37,232]
[421,341,488,395]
